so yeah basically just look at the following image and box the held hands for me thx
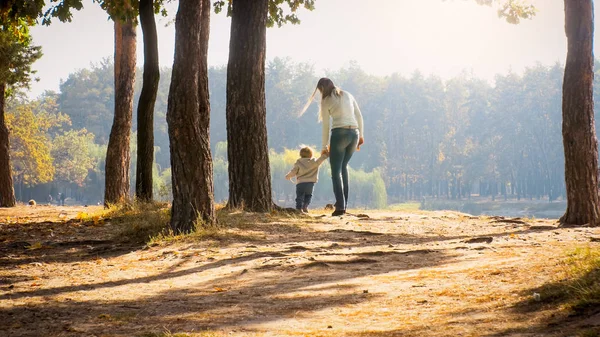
[321,146,330,156]
[357,137,364,151]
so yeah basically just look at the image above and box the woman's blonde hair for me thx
[298,77,342,122]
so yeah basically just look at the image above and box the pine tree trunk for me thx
[167,0,215,233]
[226,0,273,212]
[560,0,600,227]
[135,0,159,202]
[105,19,136,206]
[0,83,16,207]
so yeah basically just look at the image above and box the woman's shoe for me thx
[331,209,345,216]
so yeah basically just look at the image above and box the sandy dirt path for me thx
[1,206,599,337]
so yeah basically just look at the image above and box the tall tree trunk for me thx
[226,0,273,212]
[560,0,600,227]
[167,0,215,233]
[105,19,137,206]
[135,0,160,202]
[0,83,16,207]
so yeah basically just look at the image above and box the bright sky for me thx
[28,0,585,97]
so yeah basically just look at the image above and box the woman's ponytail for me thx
[298,86,318,118]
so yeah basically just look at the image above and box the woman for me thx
[305,78,364,216]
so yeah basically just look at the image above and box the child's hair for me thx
[300,146,313,158]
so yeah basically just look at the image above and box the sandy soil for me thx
[1,205,599,337]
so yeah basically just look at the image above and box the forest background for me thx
[7,57,573,217]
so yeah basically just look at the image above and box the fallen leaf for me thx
[213,287,226,292]
[92,215,103,226]
[27,242,43,250]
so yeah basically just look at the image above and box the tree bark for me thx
[226,0,273,212]
[0,83,16,207]
[166,0,215,233]
[135,0,159,202]
[560,0,600,227]
[105,19,136,206]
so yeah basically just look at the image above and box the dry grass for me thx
[532,247,600,312]
[99,201,171,243]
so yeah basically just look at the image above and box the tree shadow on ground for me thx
[0,236,455,336]
[0,209,569,336]
[0,210,561,294]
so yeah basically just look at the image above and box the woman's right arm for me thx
[353,97,365,149]
[353,97,364,140]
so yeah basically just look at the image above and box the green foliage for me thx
[41,0,84,25]
[345,167,388,209]
[6,102,55,186]
[51,129,97,186]
[6,94,103,201]
[213,157,228,202]
[28,92,71,135]
[93,0,169,23]
[57,60,115,144]
[214,141,227,160]
[473,0,536,24]
[0,25,42,91]
[0,0,45,25]
[154,166,171,201]
[214,0,315,27]
[0,0,86,26]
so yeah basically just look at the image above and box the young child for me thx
[285,146,328,213]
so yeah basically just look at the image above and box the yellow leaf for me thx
[27,242,43,250]
[213,287,226,292]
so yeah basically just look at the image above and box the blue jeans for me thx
[296,182,315,210]
[329,128,359,211]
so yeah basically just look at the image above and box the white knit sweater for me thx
[320,91,364,150]
[285,154,328,184]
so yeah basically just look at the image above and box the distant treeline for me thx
[9,57,590,207]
